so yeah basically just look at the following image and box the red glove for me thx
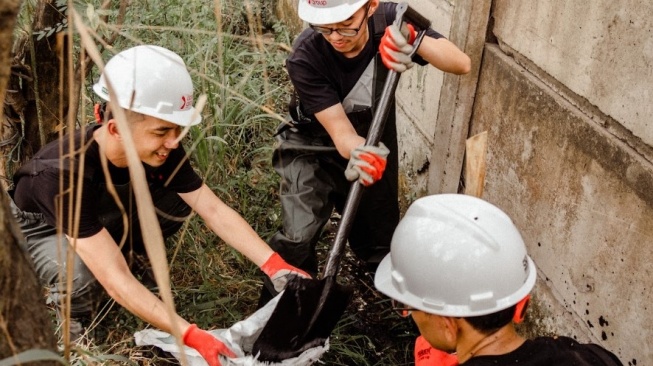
[415,335,458,366]
[94,103,105,124]
[183,324,236,366]
[380,23,417,72]
[260,252,311,292]
[345,143,389,186]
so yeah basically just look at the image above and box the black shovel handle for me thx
[322,3,431,278]
[394,2,431,30]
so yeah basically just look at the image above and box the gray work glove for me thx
[379,23,417,72]
[345,143,390,186]
[260,252,311,292]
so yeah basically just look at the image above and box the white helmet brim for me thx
[298,0,368,25]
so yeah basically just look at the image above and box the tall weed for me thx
[16,0,417,364]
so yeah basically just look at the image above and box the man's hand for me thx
[380,23,417,72]
[345,143,390,186]
[183,324,236,366]
[260,252,311,292]
[415,335,458,366]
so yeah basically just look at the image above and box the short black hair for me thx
[464,305,516,335]
[100,102,146,124]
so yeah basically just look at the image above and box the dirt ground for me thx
[313,216,420,365]
[327,251,419,365]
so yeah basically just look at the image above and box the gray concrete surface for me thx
[492,0,653,149]
[397,0,490,207]
[395,0,455,202]
[471,44,651,365]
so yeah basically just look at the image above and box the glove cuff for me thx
[183,324,198,345]
[406,24,417,45]
[260,252,283,277]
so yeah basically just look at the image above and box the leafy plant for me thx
[14,0,419,364]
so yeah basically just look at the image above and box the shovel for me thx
[251,3,432,362]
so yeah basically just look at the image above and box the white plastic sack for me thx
[134,294,328,366]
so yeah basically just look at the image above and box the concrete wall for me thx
[473,44,652,364]
[399,0,652,364]
[493,1,653,150]
[395,0,453,205]
[477,2,653,364]
[396,0,490,208]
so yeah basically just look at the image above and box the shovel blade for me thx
[252,275,353,362]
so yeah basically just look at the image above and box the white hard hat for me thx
[374,194,537,317]
[93,45,201,127]
[298,0,369,25]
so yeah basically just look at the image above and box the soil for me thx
[314,216,420,365]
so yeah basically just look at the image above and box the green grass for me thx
[13,0,420,364]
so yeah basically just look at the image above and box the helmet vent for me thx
[469,291,496,311]
[422,298,445,311]
[156,101,174,114]
[391,269,407,293]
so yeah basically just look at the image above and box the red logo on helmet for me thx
[180,95,193,110]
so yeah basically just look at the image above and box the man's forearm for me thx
[418,37,471,75]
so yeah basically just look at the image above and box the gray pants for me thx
[9,185,189,316]
[260,126,400,298]
[10,198,100,317]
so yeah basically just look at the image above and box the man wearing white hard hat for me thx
[259,0,471,305]
[8,45,308,366]
[374,194,622,365]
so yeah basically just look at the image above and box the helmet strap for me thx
[512,295,530,324]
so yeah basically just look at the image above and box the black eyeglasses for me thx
[392,299,417,318]
[309,2,370,37]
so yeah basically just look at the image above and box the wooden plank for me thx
[464,131,488,197]
[427,0,492,194]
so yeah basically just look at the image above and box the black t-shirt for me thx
[464,336,623,366]
[13,125,203,238]
[286,1,444,116]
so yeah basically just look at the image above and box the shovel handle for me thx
[323,4,431,278]
[393,2,431,30]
